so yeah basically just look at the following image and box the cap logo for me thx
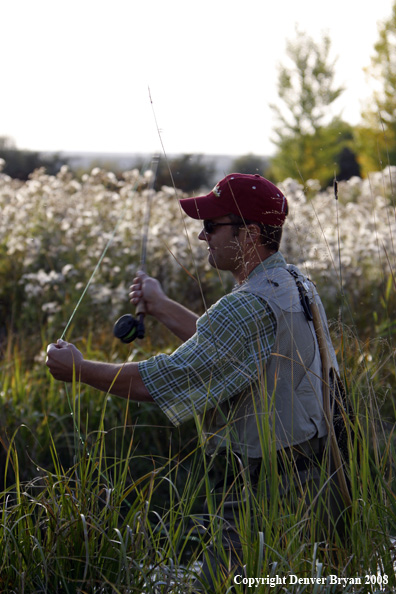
[212,183,221,197]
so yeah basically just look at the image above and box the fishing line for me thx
[55,165,148,450]
[60,231,120,340]
[147,87,210,312]
[148,87,177,191]
[58,161,157,454]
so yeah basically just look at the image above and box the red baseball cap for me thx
[180,173,288,226]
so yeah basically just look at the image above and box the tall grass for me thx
[0,347,198,592]
[1,164,396,591]
[1,321,395,592]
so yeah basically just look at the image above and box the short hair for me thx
[228,213,284,252]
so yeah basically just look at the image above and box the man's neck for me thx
[233,247,275,284]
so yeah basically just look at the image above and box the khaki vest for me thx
[203,264,338,458]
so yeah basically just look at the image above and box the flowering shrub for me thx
[0,161,395,351]
[0,164,207,349]
[279,170,396,332]
[1,163,396,591]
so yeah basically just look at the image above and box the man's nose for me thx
[198,229,208,241]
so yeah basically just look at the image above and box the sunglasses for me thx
[203,220,236,234]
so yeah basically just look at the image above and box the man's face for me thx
[198,216,244,275]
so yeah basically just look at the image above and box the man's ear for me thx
[244,223,261,244]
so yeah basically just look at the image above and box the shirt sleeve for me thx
[138,292,276,426]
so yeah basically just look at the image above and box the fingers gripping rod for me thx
[113,155,160,343]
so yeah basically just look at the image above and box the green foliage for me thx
[269,30,360,188]
[270,118,360,188]
[1,330,396,592]
[357,1,396,172]
[271,30,343,136]
[0,374,199,591]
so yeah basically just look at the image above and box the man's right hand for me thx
[129,271,166,317]
[129,270,198,341]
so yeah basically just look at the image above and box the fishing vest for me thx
[203,263,338,459]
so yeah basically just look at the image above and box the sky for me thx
[1,0,394,157]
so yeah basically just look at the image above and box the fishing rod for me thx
[114,87,210,344]
[113,154,160,343]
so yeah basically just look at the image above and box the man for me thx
[46,173,346,590]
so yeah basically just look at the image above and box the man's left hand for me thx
[46,339,84,382]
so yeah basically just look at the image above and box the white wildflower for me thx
[42,302,61,314]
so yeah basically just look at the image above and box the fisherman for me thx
[46,173,348,591]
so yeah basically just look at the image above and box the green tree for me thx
[269,30,359,187]
[357,1,396,172]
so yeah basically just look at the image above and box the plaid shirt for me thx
[138,254,286,426]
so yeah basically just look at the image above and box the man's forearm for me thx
[80,360,153,402]
[152,297,199,341]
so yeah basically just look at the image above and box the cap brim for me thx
[179,194,228,220]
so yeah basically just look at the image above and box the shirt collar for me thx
[247,251,287,278]
[232,251,287,290]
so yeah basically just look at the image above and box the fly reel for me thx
[113,313,145,343]
[113,156,158,344]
